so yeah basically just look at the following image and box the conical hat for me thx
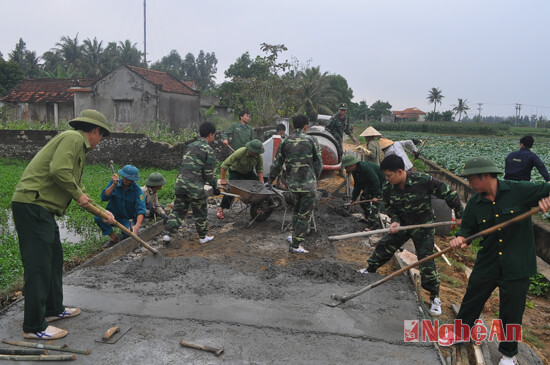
[360,126,382,137]
[379,138,395,149]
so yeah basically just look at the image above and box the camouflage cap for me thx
[460,157,503,176]
[69,109,111,137]
[245,139,265,154]
[145,172,166,187]
[341,155,361,168]
[338,103,347,110]
[118,165,140,181]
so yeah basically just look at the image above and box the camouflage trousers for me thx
[290,191,316,248]
[165,193,208,239]
[359,191,383,230]
[367,225,439,298]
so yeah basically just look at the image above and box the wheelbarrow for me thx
[220,180,285,225]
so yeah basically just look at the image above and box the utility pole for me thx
[477,103,483,121]
[143,0,147,67]
[515,103,522,127]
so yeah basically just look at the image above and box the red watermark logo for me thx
[404,319,522,346]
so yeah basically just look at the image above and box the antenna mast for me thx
[143,0,147,67]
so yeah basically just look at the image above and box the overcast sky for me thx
[2,0,549,118]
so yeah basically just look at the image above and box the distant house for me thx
[0,78,96,126]
[392,107,427,122]
[73,65,201,131]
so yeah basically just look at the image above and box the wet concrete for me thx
[0,191,443,364]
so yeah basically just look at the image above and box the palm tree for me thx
[452,98,470,122]
[427,87,444,121]
[55,34,84,71]
[82,37,104,77]
[296,66,336,116]
[118,40,143,66]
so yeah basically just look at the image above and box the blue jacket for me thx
[504,148,550,182]
[101,181,146,220]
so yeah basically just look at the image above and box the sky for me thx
[1,0,549,119]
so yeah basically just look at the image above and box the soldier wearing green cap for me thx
[141,172,169,222]
[341,155,386,230]
[448,157,550,363]
[217,139,265,219]
[11,109,115,340]
[326,103,359,173]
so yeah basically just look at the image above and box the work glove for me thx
[212,188,221,196]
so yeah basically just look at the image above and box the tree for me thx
[348,100,369,122]
[295,66,336,117]
[117,40,143,67]
[82,37,105,77]
[195,50,217,90]
[368,100,392,121]
[55,34,84,71]
[452,98,470,122]
[151,49,183,79]
[8,38,40,78]
[327,74,353,107]
[426,87,444,121]
[0,58,24,95]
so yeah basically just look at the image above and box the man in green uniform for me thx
[448,157,550,365]
[341,154,385,231]
[269,114,323,253]
[164,122,220,244]
[360,155,464,316]
[141,172,169,222]
[217,139,265,219]
[262,123,286,141]
[326,103,359,155]
[222,110,256,151]
[11,109,114,340]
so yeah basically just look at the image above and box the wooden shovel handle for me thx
[180,340,223,357]
[84,204,159,255]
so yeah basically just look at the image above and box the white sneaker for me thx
[199,235,214,244]
[429,297,442,316]
[499,355,519,365]
[289,245,308,254]
[287,236,293,244]
[45,307,81,322]
[162,234,171,243]
[358,268,370,274]
[24,325,68,340]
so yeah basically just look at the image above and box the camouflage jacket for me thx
[382,172,463,225]
[326,113,353,142]
[269,130,323,192]
[175,138,217,198]
[351,161,386,201]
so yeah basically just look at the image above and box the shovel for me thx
[85,203,166,266]
[329,221,456,241]
[325,206,540,307]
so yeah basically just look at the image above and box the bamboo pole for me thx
[1,340,90,355]
[329,221,456,241]
[0,354,76,361]
[0,348,48,355]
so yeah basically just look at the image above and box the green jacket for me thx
[457,179,550,280]
[221,147,263,174]
[12,130,89,216]
[326,113,353,142]
[382,172,464,225]
[174,138,217,198]
[351,161,385,201]
[221,123,255,150]
[269,130,323,192]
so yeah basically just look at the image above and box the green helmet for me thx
[69,109,111,136]
[145,172,166,187]
[341,154,360,168]
[460,157,503,176]
[245,139,265,154]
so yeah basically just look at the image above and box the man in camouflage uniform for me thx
[222,110,255,151]
[341,155,386,230]
[141,172,169,222]
[326,103,359,158]
[269,114,323,253]
[262,123,286,141]
[164,122,220,244]
[361,154,464,316]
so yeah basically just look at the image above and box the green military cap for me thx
[69,109,111,136]
[245,139,265,154]
[145,172,166,187]
[338,103,347,110]
[341,154,360,168]
[460,157,503,176]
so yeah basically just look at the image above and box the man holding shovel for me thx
[11,109,115,340]
[449,157,550,365]
[359,154,464,316]
[341,154,385,231]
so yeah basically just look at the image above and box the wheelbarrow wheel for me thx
[250,202,273,222]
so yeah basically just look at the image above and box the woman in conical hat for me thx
[358,127,384,165]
